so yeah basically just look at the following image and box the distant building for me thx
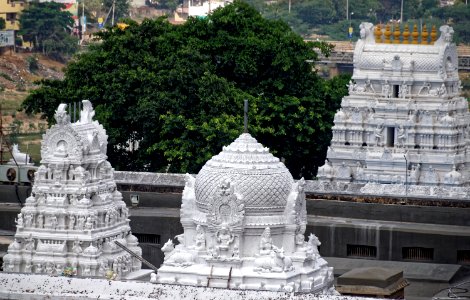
[174,0,231,23]
[317,23,470,199]
[0,0,26,31]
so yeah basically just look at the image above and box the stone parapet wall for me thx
[0,273,374,300]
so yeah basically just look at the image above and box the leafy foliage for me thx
[22,1,348,178]
[18,2,79,59]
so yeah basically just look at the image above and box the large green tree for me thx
[22,1,348,179]
[18,2,78,59]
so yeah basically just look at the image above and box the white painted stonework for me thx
[155,133,336,293]
[318,23,470,198]
[2,101,142,278]
[0,273,373,300]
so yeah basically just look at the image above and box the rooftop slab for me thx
[0,273,377,300]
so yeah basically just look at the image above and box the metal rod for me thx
[244,99,248,133]
[114,240,159,272]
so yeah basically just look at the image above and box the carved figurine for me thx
[194,225,206,251]
[216,224,234,251]
[374,124,384,146]
[15,213,23,227]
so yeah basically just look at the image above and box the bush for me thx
[27,55,39,73]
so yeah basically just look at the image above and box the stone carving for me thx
[15,213,23,228]
[382,80,391,98]
[161,239,195,267]
[306,233,321,259]
[444,165,462,185]
[374,124,384,146]
[194,225,206,251]
[397,125,407,147]
[156,133,335,293]
[418,82,431,95]
[8,144,32,165]
[4,101,141,278]
[399,81,409,98]
[207,179,244,227]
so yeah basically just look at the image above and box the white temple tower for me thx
[318,23,469,191]
[155,133,335,293]
[3,101,142,278]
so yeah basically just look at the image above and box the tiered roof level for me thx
[3,101,142,278]
[318,23,469,190]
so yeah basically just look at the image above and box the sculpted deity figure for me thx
[397,125,407,147]
[85,215,94,230]
[55,264,63,275]
[382,80,391,98]
[24,262,32,273]
[410,163,421,184]
[438,83,447,96]
[355,162,365,180]
[24,213,33,227]
[98,261,108,277]
[77,215,86,230]
[365,79,376,94]
[195,225,206,251]
[216,224,234,251]
[68,214,76,229]
[347,80,357,93]
[79,100,95,124]
[35,263,43,273]
[54,104,70,125]
[375,124,384,146]
[25,235,35,251]
[46,262,54,274]
[259,227,275,255]
[49,215,58,230]
[83,265,92,276]
[37,214,44,228]
[15,213,23,227]
[399,82,409,98]
[72,239,83,254]
[418,82,431,95]
[295,224,306,251]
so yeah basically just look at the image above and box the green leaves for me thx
[18,2,78,59]
[22,1,349,178]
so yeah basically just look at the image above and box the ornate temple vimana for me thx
[3,101,142,278]
[154,133,336,293]
[318,23,470,198]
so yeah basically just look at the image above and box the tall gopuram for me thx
[154,132,336,293]
[318,23,470,198]
[3,101,142,278]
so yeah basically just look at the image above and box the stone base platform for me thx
[156,257,334,293]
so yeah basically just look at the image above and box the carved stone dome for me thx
[195,133,294,215]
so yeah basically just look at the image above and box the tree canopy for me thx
[18,2,78,59]
[22,1,348,179]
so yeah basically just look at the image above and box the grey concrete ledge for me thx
[114,171,187,187]
[114,171,470,203]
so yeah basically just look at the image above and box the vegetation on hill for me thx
[245,0,470,44]
[18,2,79,60]
[21,1,349,179]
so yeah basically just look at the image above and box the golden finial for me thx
[402,24,410,44]
[384,24,392,44]
[393,24,401,44]
[421,24,429,44]
[374,24,382,43]
[411,24,419,44]
[430,25,438,44]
